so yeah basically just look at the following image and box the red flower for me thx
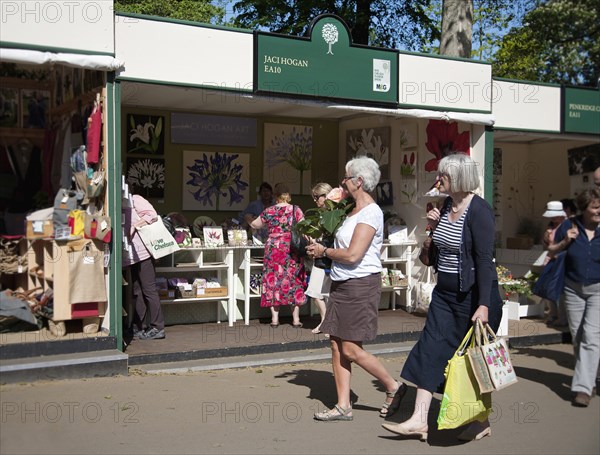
[424,120,470,171]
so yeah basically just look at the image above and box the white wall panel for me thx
[115,17,253,90]
[399,53,492,113]
[0,0,114,54]
[493,80,561,132]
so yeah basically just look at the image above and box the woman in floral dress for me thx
[250,182,307,327]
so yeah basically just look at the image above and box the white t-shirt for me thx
[330,203,383,281]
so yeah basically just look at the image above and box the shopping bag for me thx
[467,321,496,393]
[437,327,492,430]
[67,239,107,304]
[477,320,518,391]
[532,252,566,302]
[136,217,180,259]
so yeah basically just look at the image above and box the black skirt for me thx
[401,272,502,393]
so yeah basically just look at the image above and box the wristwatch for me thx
[323,248,329,258]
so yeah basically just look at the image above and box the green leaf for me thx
[155,117,163,137]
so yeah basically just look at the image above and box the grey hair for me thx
[346,156,381,192]
[438,153,480,193]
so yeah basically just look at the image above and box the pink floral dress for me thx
[259,204,307,308]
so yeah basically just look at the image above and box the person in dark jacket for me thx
[382,153,502,442]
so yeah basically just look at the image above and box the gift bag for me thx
[136,217,180,259]
[438,327,492,430]
[68,209,85,237]
[476,320,518,391]
[84,212,112,243]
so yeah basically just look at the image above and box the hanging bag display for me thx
[437,326,492,430]
[67,239,107,304]
[84,212,112,243]
[290,205,308,258]
[136,217,180,259]
[53,188,84,239]
[469,319,518,391]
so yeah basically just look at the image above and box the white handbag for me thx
[136,217,180,259]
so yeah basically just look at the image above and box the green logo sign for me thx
[563,87,600,135]
[257,15,398,104]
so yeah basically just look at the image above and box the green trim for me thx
[116,77,253,93]
[494,126,561,134]
[115,12,253,34]
[493,77,561,88]
[398,49,492,66]
[0,41,115,57]
[484,127,494,206]
[398,103,492,114]
[107,76,123,349]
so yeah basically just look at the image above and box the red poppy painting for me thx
[424,120,470,171]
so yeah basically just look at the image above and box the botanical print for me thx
[0,87,19,127]
[263,123,313,195]
[376,181,394,206]
[21,89,50,129]
[127,114,164,154]
[203,227,224,247]
[126,158,165,198]
[182,151,249,211]
[424,120,470,172]
[346,127,390,180]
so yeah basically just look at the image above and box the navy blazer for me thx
[433,195,500,309]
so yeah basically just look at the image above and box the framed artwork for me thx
[182,151,249,211]
[21,89,50,129]
[263,123,313,195]
[0,87,19,127]
[346,127,391,180]
[126,157,165,198]
[127,114,165,155]
[376,181,394,206]
[398,121,418,149]
[203,227,224,247]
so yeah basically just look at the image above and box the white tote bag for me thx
[136,217,180,259]
[415,267,436,315]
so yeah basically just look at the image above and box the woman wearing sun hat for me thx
[541,201,568,326]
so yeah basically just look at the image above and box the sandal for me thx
[314,404,353,422]
[380,382,407,418]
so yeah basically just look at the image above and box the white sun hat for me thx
[542,201,566,218]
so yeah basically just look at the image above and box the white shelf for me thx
[380,242,416,312]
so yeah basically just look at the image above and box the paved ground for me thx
[1,342,598,455]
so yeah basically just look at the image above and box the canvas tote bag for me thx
[136,217,180,259]
[67,239,107,304]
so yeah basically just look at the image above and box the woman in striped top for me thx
[382,153,502,442]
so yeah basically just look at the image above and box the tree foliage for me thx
[114,0,225,24]
[493,0,600,86]
[231,0,439,50]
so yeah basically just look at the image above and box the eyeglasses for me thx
[312,194,326,201]
[342,176,355,182]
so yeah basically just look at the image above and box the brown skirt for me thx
[319,272,381,342]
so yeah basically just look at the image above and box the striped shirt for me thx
[432,206,470,274]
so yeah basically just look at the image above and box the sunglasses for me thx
[312,194,326,201]
[342,176,356,182]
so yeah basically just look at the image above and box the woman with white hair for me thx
[307,156,400,422]
[382,153,502,441]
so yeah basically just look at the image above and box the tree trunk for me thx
[440,0,473,58]
[352,0,371,45]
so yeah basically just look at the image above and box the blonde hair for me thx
[274,182,291,203]
[311,182,333,197]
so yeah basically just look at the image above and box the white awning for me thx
[0,48,123,71]
[327,104,496,126]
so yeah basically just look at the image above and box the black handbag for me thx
[290,205,308,258]
[419,234,438,267]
